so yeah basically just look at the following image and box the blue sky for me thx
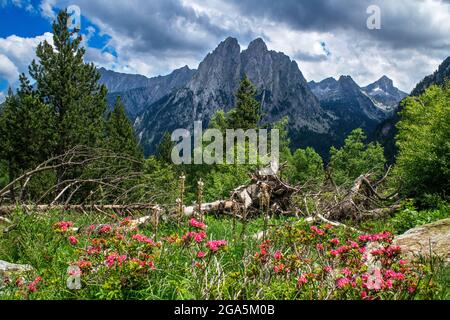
[1,0,450,102]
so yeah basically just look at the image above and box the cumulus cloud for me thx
[0,91,6,104]
[0,32,54,94]
[39,0,56,20]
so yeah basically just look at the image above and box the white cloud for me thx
[0,91,6,104]
[0,54,19,83]
[27,0,450,91]
[0,32,54,85]
[39,0,56,20]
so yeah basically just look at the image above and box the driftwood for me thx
[322,173,400,222]
[0,157,400,228]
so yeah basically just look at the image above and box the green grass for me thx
[0,209,448,300]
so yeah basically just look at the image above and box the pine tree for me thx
[226,75,261,130]
[29,10,107,155]
[157,132,175,163]
[0,77,56,200]
[106,97,143,161]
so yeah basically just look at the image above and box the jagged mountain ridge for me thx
[135,37,334,155]
[411,56,450,96]
[308,75,406,153]
[99,37,406,158]
[100,66,196,118]
[362,75,408,111]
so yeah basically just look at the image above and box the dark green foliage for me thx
[391,202,450,234]
[29,10,107,154]
[286,147,324,187]
[157,132,175,164]
[106,97,143,161]
[329,128,386,186]
[395,84,450,199]
[0,79,56,199]
[226,75,261,130]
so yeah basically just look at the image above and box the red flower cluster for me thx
[310,225,325,236]
[358,231,392,242]
[68,235,78,246]
[130,258,155,270]
[189,218,206,230]
[132,234,157,246]
[182,231,207,243]
[98,224,112,234]
[105,252,127,268]
[28,276,42,293]
[205,240,227,252]
[54,221,74,232]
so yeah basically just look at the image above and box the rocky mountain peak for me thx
[366,75,395,92]
[246,37,268,52]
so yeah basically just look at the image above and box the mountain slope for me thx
[308,75,405,153]
[99,66,195,119]
[411,56,450,96]
[362,76,407,111]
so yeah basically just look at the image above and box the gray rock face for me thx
[309,75,402,122]
[393,218,450,263]
[136,37,330,155]
[362,76,408,111]
[98,67,150,93]
[101,66,196,119]
[411,56,450,96]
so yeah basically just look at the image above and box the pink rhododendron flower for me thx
[316,243,324,251]
[341,267,352,277]
[197,251,206,258]
[330,238,340,245]
[132,234,156,246]
[273,251,282,260]
[105,253,127,267]
[358,231,392,242]
[324,266,333,273]
[273,263,285,273]
[54,221,74,232]
[206,240,227,252]
[28,276,42,293]
[298,274,308,286]
[310,226,325,236]
[99,224,112,234]
[336,277,351,289]
[86,246,102,255]
[189,218,206,230]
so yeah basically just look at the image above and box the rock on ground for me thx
[393,218,450,263]
[0,260,34,276]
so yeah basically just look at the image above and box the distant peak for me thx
[177,65,191,71]
[213,37,240,54]
[221,36,239,46]
[247,37,268,51]
[338,75,356,83]
[376,75,393,86]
